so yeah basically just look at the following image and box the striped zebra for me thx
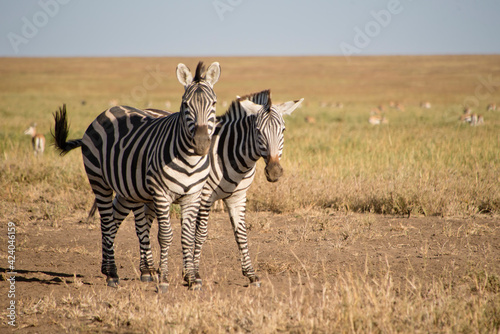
[193,90,303,286]
[53,62,221,292]
[120,90,303,286]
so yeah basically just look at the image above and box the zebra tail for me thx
[52,104,83,155]
[86,199,98,222]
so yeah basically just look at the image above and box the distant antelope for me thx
[487,103,496,111]
[420,101,431,109]
[470,114,484,126]
[24,124,45,156]
[395,102,405,111]
[460,108,484,126]
[368,115,388,125]
[369,110,388,125]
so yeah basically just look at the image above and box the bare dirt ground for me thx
[1,208,499,332]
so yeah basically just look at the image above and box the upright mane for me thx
[193,62,206,82]
[218,90,272,122]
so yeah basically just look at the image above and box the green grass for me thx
[1,55,500,217]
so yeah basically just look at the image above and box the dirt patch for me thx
[1,209,499,332]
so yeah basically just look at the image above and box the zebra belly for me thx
[81,108,157,202]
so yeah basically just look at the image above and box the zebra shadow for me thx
[0,267,91,286]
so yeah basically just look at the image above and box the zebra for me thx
[193,90,303,286]
[53,61,221,292]
[117,90,303,286]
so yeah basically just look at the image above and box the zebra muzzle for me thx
[193,125,211,156]
[264,156,283,183]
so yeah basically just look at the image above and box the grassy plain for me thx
[0,56,499,333]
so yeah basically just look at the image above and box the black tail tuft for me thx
[52,104,83,155]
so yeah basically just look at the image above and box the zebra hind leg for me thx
[135,202,156,282]
[95,190,121,287]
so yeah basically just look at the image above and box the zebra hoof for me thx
[189,281,202,291]
[140,274,155,283]
[251,281,261,288]
[106,277,120,288]
[157,283,169,293]
[249,276,261,288]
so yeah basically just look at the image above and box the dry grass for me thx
[14,264,500,333]
[2,56,500,216]
[1,56,500,333]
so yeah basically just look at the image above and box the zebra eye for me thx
[212,101,217,107]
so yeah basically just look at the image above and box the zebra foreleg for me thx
[179,193,202,290]
[155,196,174,293]
[225,196,260,287]
[192,198,213,287]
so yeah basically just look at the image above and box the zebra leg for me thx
[135,202,155,282]
[225,195,260,287]
[192,196,214,286]
[101,194,135,287]
[94,189,121,287]
[114,195,154,282]
[179,193,202,290]
[154,196,174,293]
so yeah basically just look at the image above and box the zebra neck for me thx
[217,116,260,168]
[155,113,204,165]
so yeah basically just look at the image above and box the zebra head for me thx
[239,92,304,182]
[177,61,221,156]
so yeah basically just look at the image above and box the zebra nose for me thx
[193,125,211,156]
[264,155,283,182]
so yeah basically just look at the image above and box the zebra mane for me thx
[193,62,206,82]
[218,90,272,121]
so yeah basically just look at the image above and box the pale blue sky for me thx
[1,0,499,57]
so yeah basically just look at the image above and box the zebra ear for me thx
[239,98,262,116]
[205,62,221,87]
[176,63,193,87]
[275,98,304,115]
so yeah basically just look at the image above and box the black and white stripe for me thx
[53,62,221,292]
[193,90,303,286]
[129,90,303,286]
